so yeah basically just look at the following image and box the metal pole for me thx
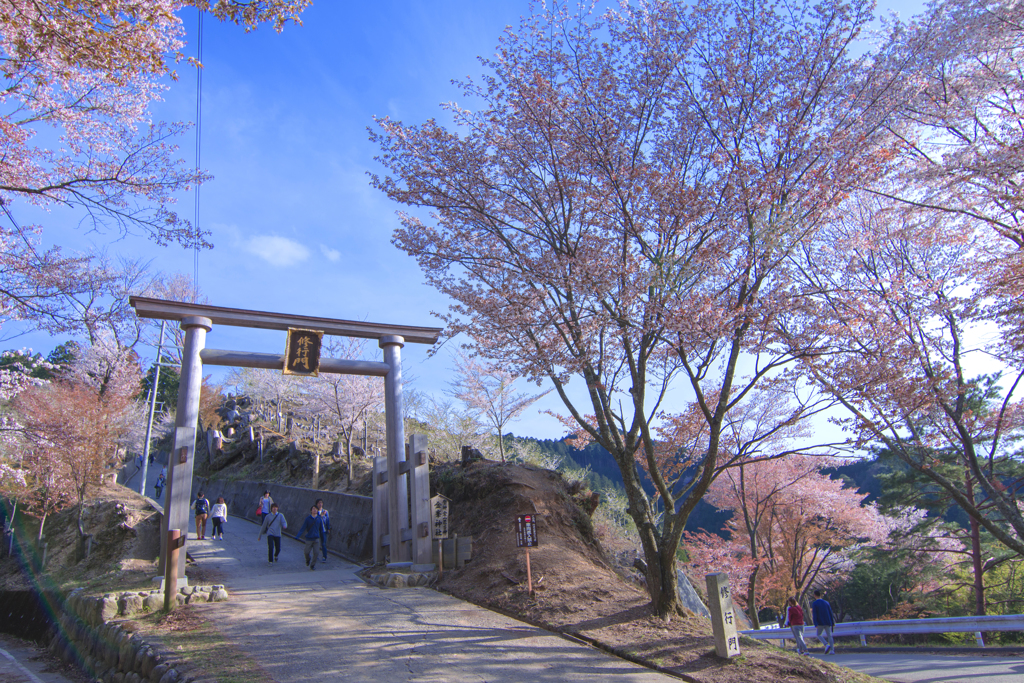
[140,321,167,496]
[380,335,409,563]
[159,316,211,580]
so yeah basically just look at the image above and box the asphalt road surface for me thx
[0,634,79,683]
[812,651,1024,682]
[187,516,677,683]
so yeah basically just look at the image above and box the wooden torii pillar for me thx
[129,296,441,579]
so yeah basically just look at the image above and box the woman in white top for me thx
[210,497,228,540]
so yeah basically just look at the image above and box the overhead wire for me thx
[193,9,204,303]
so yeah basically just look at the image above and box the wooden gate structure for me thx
[129,296,441,578]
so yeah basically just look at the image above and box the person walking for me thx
[257,503,287,565]
[294,505,326,570]
[256,491,274,523]
[191,491,211,540]
[153,472,166,500]
[784,597,809,655]
[210,497,228,540]
[315,499,330,563]
[811,589,837,655]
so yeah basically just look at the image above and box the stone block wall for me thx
[194,478,373,561]
[47,586,228,683]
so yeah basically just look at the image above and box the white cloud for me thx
[243,235,310,267]
[320,244,341,262]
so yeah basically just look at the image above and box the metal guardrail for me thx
[740,614,1024,648]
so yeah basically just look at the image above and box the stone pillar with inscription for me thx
[706,572,741,658]
[160,315,211,580]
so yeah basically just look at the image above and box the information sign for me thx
[431,494,450,539]
[515,514,538,548]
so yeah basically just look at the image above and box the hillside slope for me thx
[429,460,874,683]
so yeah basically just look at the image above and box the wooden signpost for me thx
[516,514,538,595]
[432,494,450,574]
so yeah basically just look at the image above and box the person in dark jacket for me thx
[315,499,330,563]
[190,491,211,540]
[294,505,326,570]
[811,589,836,654]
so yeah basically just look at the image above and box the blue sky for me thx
[7,0,927,440]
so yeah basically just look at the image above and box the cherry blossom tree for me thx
[13,337,142,545]
[228,366,302,433]
[448,350,550,462]
[0,0,309,338]
[308,338,385,484]
[372,0,915,618]
[887,0,1024,242]
[784,195,1024,558]
[685,457,887,624]
[701,454,824,627]
[417,396,490,462]
[0,349,55,526]
[880,1,1024,358]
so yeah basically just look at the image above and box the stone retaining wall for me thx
[194,478,373,561]
[48,586,229,683]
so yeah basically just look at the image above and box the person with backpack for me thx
[153,472,166,500]
[315,498,331,563]
[191,491,211,540]
[294,505,326,570]
[257,503,287,564]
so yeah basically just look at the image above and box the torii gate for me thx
[129,296,441,579]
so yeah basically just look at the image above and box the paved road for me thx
[0,634,78,683]
[187,516,675,682]
[183,515,1024,683]
[808,652,1024,683]
[118,451,166,502]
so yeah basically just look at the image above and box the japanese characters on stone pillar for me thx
[706,572,741,658]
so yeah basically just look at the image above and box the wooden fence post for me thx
[164,529,184,611]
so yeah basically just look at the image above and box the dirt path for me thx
[186,516,675,682]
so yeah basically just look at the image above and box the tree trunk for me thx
[497,428,505,463]
[312,451,320,490]
[345,434,353,488]
[36,511,47,544]
[966,473,986,616]
[746,564,761,628]
[649,543,683,619]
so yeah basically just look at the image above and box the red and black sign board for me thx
[283,327,324,376]
[515,514,538,548]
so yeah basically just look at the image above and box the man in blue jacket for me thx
[315,499,330,563]
[294,505,326,570]
[811,589,836,654]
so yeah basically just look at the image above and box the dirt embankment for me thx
[1,482,161,594]
[429,460,878,683]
